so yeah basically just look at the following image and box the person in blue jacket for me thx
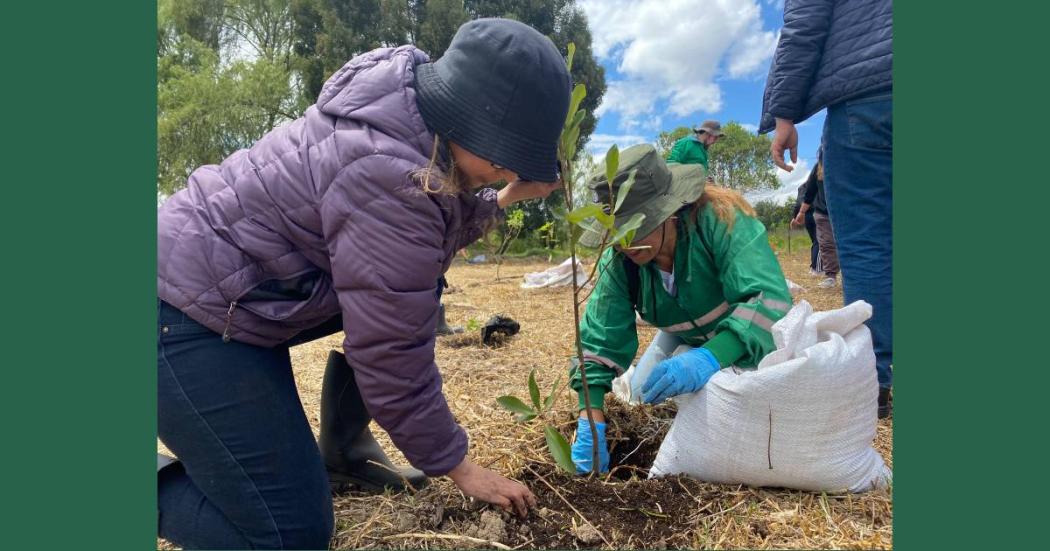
[759,0,893,417]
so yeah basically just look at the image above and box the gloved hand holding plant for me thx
[571,416,609,474]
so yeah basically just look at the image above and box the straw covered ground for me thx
[159,245,892,549]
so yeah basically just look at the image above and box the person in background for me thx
[156,19,567,549]
[793,154,839,288]
[667,120,724,170]
[792,178,820,275]
[760,0,893,417]
[568,144,791,474]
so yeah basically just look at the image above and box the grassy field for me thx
[160,244,891,550]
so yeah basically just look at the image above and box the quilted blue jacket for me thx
[759,0,892,134]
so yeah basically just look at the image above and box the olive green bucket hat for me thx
[578,144,706,248]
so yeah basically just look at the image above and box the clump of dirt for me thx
[601,398,676,480]
[465,509,507,544]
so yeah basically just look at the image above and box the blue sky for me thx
[579,0,825,195]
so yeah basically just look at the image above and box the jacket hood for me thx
[316,45,435,155]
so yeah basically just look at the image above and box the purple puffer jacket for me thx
[157,46,502,476]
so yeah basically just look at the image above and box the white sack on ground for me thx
[786,278,805,296]
[649,300,891,493]
[520,258,587,289]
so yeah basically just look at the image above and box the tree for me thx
[417,0,469,58]
[158,0,300,195]
[753,199,794,232]
[656,126,690,157]
[708,122,778,193]
[158,0,227,54]
[656,122,778,193]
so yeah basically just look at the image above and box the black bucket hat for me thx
[415,18,571,183]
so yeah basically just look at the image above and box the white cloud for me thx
[740,122,759,133]
[776,159,811,190]
[743,158,811,206]
[585,133,649,158]
[581,0,777,129]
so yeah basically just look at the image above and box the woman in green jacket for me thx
[570,144,792,473]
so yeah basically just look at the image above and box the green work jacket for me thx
[667,136,709,169]
[571,203,791,410]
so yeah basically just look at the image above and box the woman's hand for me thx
[497,179,563,209]
[447,458,537,517]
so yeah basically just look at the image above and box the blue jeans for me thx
[822,92,893,389]
[157,300,334,549]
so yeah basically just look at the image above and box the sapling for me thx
[493,208,525,281]
[497,43,645,476]
[496,370,575,473]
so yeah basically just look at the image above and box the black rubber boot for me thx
[319,351,429,493]
[878,387,892,419]
[435,303,463,336]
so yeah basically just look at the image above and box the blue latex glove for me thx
[641,347,721,404]
[571,417,609,474]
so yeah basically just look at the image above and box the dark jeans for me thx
[823,91,893,389]
[157,300,334,549]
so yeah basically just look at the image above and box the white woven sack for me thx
[649,300,891,493]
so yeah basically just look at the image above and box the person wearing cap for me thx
[568,144,791,474]
[156,19,568,548]
[666,120,724,170]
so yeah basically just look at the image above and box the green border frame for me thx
[4,1,157,548]
[4,0,1046,549]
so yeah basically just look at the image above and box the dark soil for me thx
[419,397,697,549]
[506,468,708,549]
[602,398,676,480]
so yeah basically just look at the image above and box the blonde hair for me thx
[413,134,466,196]
[693,184,756,231]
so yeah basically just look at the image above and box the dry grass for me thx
[159,246,892,550]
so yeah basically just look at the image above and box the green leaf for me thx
[567,204,603,225]
[609,212,646,247]
[566,42,576,72]
[528,370,542,411]
[516,413,538,423]
[570,109,586,131]
[563,124,581,160]
[543,375,563,412]
[614,169,638,213]
[561,109,584,146]
[496,396,536,417]
[605,144,619,186]
[544,425,576,474]
[565,84,586,127]
[622,228,638,246]
[567,204,614,234]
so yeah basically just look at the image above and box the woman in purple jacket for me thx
[157,19,569,549]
